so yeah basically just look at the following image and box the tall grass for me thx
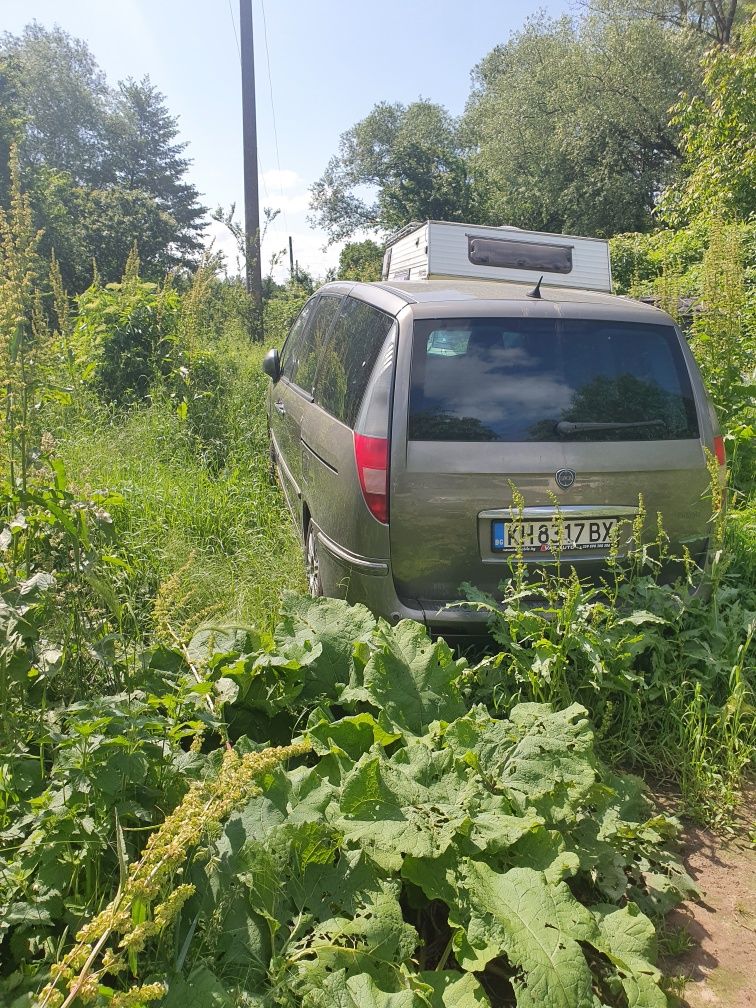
[54,337,305,634]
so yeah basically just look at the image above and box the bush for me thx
[74,275,180,406]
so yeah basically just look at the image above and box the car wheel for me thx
[305,523,323,598]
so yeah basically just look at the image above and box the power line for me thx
[226,0,240,59]
[259,0,289,236]
[227,0,269,204]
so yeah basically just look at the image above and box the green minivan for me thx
[263,277,723,634]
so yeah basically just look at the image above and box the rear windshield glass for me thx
[408,318,699,442]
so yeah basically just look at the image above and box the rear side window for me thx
[409,317,699,442]
[314,297,394,427]
[280,298,317,383]
[292,294,341,393]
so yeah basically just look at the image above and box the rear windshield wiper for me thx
[556,419,665,435]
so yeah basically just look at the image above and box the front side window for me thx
[314,297,394,426]
[280,298,317,383]
[409,317,699,442]
[292,294,342,393]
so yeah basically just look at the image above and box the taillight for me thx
[713,435,726,467]
[354,433,389,523]
[353,323,397,525]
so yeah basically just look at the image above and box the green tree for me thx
[32,169,179,290]
[337,239,384,281]
[0,23,108,186]
[659,16,756,225]
[309,101,480,242]
[102,76,206,262]
[578,0,746,47]
[464,13,702,236]
[0,25,207,290]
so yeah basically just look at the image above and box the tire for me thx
[305,522,324,598]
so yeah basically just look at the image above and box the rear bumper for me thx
[314,524,713,631]
[314,524,491,632]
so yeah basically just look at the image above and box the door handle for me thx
[274,400,286,415]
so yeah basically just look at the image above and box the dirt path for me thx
[662,798,756,1008]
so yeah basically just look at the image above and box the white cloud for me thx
[260,168,302,191]
[271,192,312,216]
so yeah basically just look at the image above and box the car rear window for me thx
[408,318,699,442]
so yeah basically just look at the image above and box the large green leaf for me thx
[358,621,467,733]
[457,863,599,1008]
[301,970,417,1008]
[336,742,477,868]
[291,882,418,997]
[593,903,666,1008]
[417,972,489,1007]
[275,595,376,702]
[308,710,402,761]
[471,704,597,823]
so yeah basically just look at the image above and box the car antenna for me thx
[526,275,544,299]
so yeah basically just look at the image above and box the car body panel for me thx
[265,279,718,626]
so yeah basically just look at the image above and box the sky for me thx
[3,0,571,279]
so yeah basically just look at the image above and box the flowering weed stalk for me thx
[37,740,310,1008]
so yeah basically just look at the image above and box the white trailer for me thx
[382,220,612,293]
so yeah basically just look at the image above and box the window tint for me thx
[291,294,341,393]
[409,318,699,442]
[314,297,394,427]
[280,298,317,383]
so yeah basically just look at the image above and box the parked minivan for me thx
[263,233,723,634]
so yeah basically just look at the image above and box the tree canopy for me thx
[336,239,384,282]
[310,5,715,243]
[659,15,756,225]
[464,13,702,236]
[309,101,482,243]
[0,23,205,291]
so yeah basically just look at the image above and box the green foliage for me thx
[263,281,310,347]
[609,222,712,295]
[463,538,755,824]
[610,220,756,488]
[73,274,180,406]
[0,24,205,291]
[309,101,480,243]
[34,171,183,291]
[465,12,701,236]
[165,603,693,1006]
[337,239,384,282]
[660,16,756,226]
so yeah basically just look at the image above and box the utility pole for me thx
[239,0,263,337]
[289,236,294,279]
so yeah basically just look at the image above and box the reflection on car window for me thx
[314,297,393,427]
[293,295,341,393]
[409,318,699,442]
[426,330,470,357]
[280,298,317,383]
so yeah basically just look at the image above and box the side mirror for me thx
[262,347,281,383]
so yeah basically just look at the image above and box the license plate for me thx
[491,517,618,552]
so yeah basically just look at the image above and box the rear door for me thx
[389,308,710,605]
[271,294,341,526]
[301,297,395,557]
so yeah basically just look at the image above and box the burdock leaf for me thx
[592,903,666,1008]
[458,863,599,1008]
[359,620,466,734]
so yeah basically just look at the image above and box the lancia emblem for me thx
[555,468,576,490]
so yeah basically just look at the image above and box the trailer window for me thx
[468,236,573,274]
